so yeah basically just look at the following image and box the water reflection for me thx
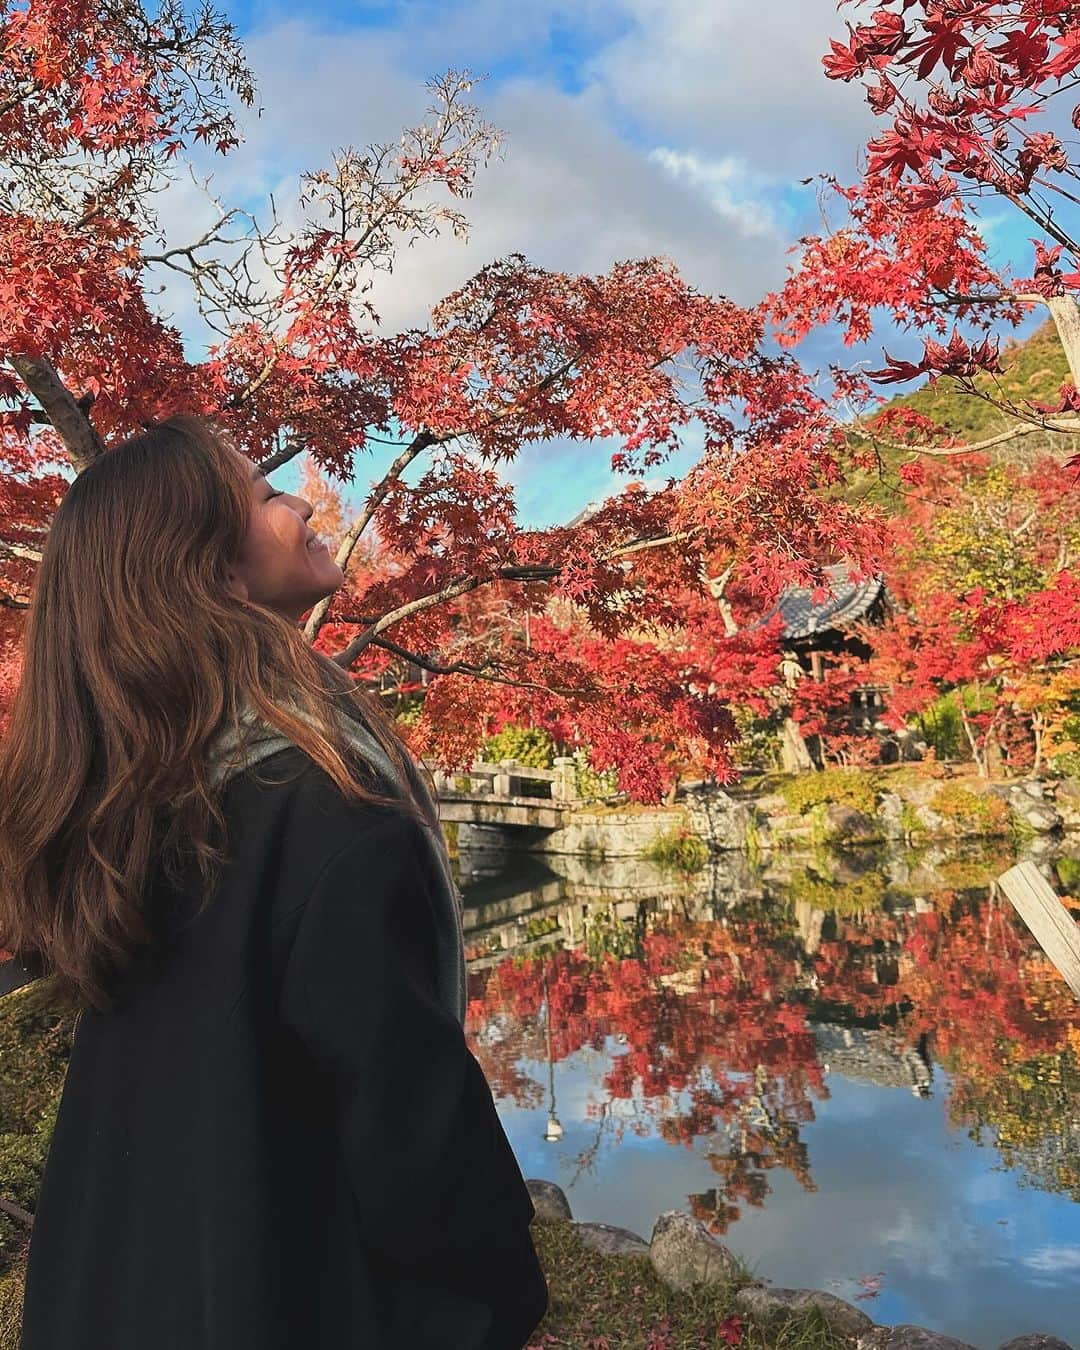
[461,840,1080,1344]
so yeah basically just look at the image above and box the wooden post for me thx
[997,860,1080,999]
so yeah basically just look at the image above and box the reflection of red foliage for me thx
[468,913,827,1231]
[468,884,1080,1230]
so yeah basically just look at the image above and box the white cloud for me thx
[649,148,781,239]
[586,0,874,180]
[147,3,832,350]
[1022,1244,1080,1275]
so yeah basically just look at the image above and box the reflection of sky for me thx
[495,1040,1080,1347]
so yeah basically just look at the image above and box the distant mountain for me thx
[843,319,1075,511]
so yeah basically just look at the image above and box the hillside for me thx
[843,318,1076,510]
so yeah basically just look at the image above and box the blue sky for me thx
[152,0,1053,527]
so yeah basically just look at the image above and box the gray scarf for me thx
[206,699,467,1027]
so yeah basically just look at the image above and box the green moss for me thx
[784,865,888,917]
[743,813,764,866]
[900,801,927,841]
[780,769,882,819]
[644,827,709,873]
[1055,854,1080,894]
[931,784,1011,836]
[528,1219,853,1349]
[441,820,459,859]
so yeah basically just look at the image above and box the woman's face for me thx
[225,451,345,624]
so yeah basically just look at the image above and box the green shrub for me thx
[1055,854,1080,893]
[780,768,882,818]
[1051,748,1080,778]
[931,783,1011,835]
[914,684,1005,763]
[914,691,966,761]
[730,707,783,771]
[900,801,926,840]
[480,724,556,769]
[644,826,709,873]
[571,748,620,801]
[393,696,423,728]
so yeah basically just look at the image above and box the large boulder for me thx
[1052,777,1080,831]
[858,1327,978,1350]
[648,1211,742,1291]
[525,1178,572,1224]
[989,784,1063,835]
[734,1283,875,1338]
[573,1222,649,1257]
[825,803,882,844]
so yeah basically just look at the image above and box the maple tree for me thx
[0,0,892,802]
[754,3,1080,771]
[774,2,1080,465]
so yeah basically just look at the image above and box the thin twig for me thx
[0,1195,34,1229]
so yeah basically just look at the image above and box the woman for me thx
[0,415,548,1349]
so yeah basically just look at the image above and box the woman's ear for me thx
[226,570,250,603]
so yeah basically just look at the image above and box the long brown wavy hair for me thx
[0,415,422,1013]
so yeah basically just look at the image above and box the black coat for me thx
[19,748,548,1350]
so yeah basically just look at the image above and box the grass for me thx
[0,1213,861,1350]
[0,1263,24,1350]
[0,976,80,1350]
[526,1221,855,1349]
[644,827,709,874]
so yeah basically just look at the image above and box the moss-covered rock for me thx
[780,769,883,820]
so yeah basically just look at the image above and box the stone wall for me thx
[459,773,1080,860]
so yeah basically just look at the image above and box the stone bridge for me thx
[428,757,578,832]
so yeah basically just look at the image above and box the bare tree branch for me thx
[602,529,699,561]
[366,633,579,697]
[330,573,486,666]
[848,417,1080,459]
[0,541,43,563]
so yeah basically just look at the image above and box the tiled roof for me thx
[760,562,885,641]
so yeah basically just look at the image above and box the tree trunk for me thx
[9,354,103,471]
[1032,709,1045,777]
[1046,295,1080,392]
[780,718,814,774]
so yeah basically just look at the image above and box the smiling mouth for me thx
[305,535,329,552]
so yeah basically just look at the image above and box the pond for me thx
[460,840,1080,1348]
